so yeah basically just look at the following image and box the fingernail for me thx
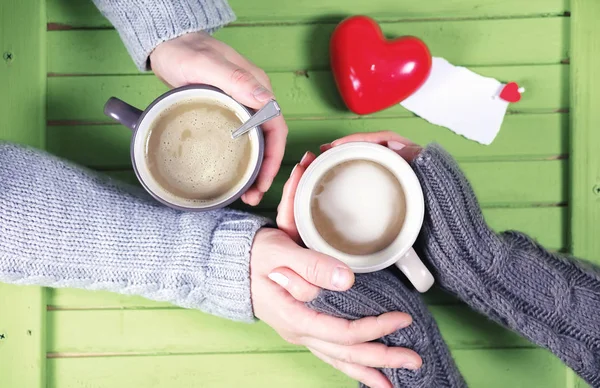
[268,272,289,287]
[290,163,299,177]
[253,86,274,102]
[387,140,406,151]
[402,362,420,370]
[332,267,353,289]
[299,151,312,166]
[319,143,332,153]
[397,317,413,329]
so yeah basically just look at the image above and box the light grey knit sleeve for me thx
[92,0,236,70]
[0,143,270,323]
[412,144,600,386]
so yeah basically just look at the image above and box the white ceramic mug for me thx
[294,142,434,292]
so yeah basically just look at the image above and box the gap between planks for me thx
[46,110,571,126]
[46,344,540,359]
[46,12,571,31]
[46,349,309,359]
[46,62,571,77]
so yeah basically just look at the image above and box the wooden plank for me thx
[47,0,569,27]
[101,160,567,210]
[47,305,529,355]
[46,348,565,388]
[0,0,47,387]
[46,113,568,169]
[48,352,353,388]
[46,205,566,311]
[243,161,568,209]
[570,0,600,263]
[569,0,600,387]
[0,1,45,146]
[47,65,568,122]
[0,285,46,388]
[47,18,569,74]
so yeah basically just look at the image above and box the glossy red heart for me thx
[330,16,432,115]
[499,82,522,103]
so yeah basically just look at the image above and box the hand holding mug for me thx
[277,131,433,292]
[150,31,288,206]
[249,228,422,388]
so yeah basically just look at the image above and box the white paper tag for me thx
[400,57,509,145]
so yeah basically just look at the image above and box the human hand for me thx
[250,228,421,388]
[149,31,288,206]
[271,131,425,387]
[319,131,422,162]
[277,131,422,242]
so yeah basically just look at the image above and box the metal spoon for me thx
[231,100,281,139]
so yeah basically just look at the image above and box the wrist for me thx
[412,145,502,270]
[95,0,236,71]
[203,211,271,323]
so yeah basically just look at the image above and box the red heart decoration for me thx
[330,16,432,115]
[499,82,522,103]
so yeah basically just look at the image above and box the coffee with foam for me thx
[145,99,252,204]
[310,159,406,255]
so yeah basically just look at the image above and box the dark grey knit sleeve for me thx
[92,0,236,70]
[412,144,600,387]
[307,270,466,388]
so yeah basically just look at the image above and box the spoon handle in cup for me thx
[231,100,281,139]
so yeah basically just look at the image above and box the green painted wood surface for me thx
[46,349,566,388]
[103,160,567,210]
[46,66,568,122]
[47,0,569,26]
[570,0,600,263]
[47,18,568,74]
[46,305,532,355]
[0,0,47,388]
[1,0,596,386]
[47,113,567,169]
[568,1,600,387]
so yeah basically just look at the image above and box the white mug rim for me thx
[294,142,425,273]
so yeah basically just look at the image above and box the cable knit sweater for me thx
[92,0,236,71]
[310,145,600,388]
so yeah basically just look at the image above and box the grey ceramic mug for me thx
[104,84,265,212]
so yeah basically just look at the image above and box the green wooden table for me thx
[1,0,599,386]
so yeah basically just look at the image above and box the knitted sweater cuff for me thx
[411,144,502,271]
[203,210,271,323]
[93,0,236,71]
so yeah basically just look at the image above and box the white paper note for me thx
[400,57,509,145]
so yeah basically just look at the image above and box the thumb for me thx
[286,246,355,291]
[185,56,273,109]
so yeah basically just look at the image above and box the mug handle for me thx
[394,247,435,293]
[104,97,143,131]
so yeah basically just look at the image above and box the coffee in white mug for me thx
[310,159,406,255]
[294,142,435,292]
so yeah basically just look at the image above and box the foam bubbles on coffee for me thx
[145,99,252,203]
[310,160,406,255]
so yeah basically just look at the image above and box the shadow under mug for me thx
[294,142,435,292]
[103,84,265,212]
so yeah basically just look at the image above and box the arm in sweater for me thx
[92,0,236,70]
[309,144,600,387]
[0,143,269,322]
[412,145,600,386]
